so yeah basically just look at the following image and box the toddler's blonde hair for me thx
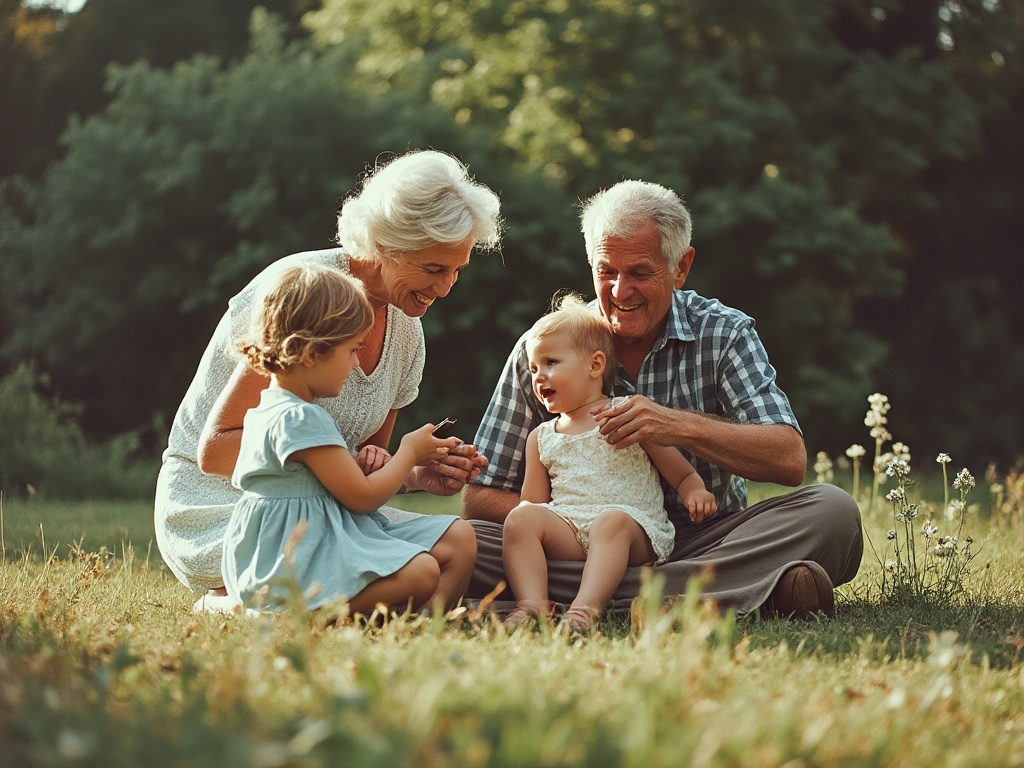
[239,265,373,375]
[526,293,617,394]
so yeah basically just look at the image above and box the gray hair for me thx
[580,180,692,271]
[337,150,501,261]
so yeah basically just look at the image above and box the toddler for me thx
[502,294,716,632]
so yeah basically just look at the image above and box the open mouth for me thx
[539,387,555,399]
[610,301,641,313]
[412,291,434,307]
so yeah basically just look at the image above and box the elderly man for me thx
[462,180,862,618]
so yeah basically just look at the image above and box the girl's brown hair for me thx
[238,265,373,375]
[525,292,618,394]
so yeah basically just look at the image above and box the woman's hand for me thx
[355,444,391,475]
[410,442,489,496]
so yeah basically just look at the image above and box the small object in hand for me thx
[432,418,457,439]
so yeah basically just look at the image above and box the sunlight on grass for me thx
[2,491,1024,765]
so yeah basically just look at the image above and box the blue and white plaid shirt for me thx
[471,290,801,531]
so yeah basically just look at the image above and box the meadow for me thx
[2,456,1023,768]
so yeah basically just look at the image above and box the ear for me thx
[673,247,695,290]
[301,352,318,368]
[589,350,607,380]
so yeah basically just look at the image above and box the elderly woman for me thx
[155,150,500,606]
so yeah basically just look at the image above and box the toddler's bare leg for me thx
[347,552,440,615]
[573,510,655,613]
[502,503,585,606]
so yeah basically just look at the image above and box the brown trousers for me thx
[465,484,863,616]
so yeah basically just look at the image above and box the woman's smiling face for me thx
[378,238,473,318]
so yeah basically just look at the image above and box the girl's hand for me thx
[355,444,391,476]
[686,490,718,524]
[399,424,460,467]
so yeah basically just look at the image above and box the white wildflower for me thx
[953,468,976,490]
[886,458,910,478]
[886,487,906,503]
[887,530,897,540]
[814,452,834,483]
[868,393,890,411]
[936,453,951,465]
[870,426,892,442]
[945,499,965,521]
[891,442,911,464]
[846,444,866,460]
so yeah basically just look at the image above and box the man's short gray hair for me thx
[337,150,501,261]
[580,180,692,271]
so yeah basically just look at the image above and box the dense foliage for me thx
[0,0,1021,491]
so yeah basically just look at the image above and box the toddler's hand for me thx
[399,424,460,466]
[355,445,391,476]
[687,491,718,524]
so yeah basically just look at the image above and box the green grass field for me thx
[2,479,1023,766]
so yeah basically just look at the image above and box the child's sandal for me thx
[502,600,553,630]
[561,604,600,635]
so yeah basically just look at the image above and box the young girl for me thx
[221,264,475,615]
[502,294,717,632]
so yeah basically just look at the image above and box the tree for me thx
[304,0,994,455]
[0,11,564,436]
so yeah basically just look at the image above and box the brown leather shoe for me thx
[764,564,835,619]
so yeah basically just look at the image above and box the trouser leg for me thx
[467,484,863,615]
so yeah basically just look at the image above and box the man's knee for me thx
[805,483,862,528]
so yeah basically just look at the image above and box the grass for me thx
[2,483,1024,767]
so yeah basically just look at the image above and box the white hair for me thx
[580,180,692,271]
[337,150,501,261]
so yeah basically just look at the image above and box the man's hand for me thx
[593,395,680,449]
[355,444,391,476]
[410,443,489,496]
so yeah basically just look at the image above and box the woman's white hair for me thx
[580,180,692,271]
[337,150,501,261]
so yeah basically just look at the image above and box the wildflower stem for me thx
[942,463,949,514]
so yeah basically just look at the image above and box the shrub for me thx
[0,364,157,499]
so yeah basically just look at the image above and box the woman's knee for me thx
[439,518,477,564]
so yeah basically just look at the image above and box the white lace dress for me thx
[535,417,676,564]
[154,249,425,592]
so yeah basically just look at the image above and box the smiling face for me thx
[376,238,474,318]
[304,329,369,399]
[590,219,692,352]
[525,330,605,415]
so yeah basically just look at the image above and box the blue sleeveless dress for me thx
[221,387,457,610]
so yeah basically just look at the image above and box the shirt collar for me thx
[666,290,697,343]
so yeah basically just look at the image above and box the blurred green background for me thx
[1,0,1021,499]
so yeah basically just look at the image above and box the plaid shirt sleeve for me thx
[471,336,550,493]
[717,317,800,432]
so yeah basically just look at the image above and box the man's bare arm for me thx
[462,484,519,524]
[595,396,807,487]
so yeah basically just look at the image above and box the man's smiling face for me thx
[590,218,690,350]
